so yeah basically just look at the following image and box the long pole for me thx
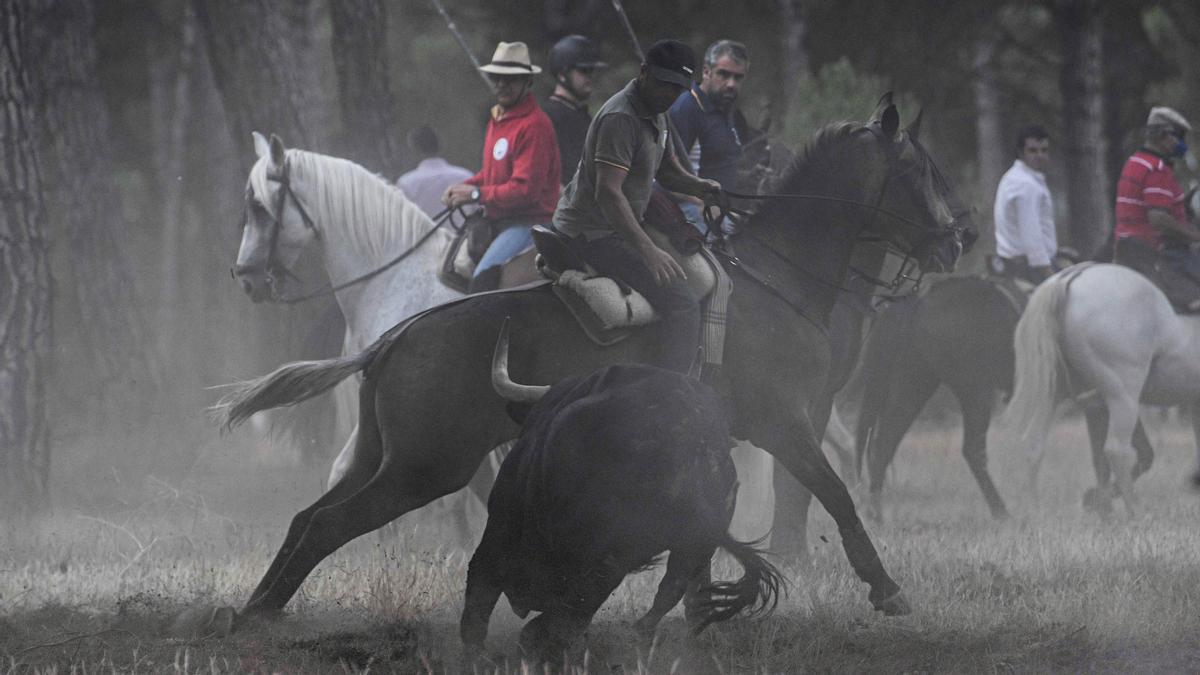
[610,0,644,60]
[429,0,495,92]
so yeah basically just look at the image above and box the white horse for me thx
[234,133,460,486]
[1004,262,1200,515]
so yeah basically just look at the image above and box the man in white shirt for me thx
[993,125,1056,283]
[396,125,474,218]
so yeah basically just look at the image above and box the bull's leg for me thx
[520,567,624,661]
[634,546,712,637]
[753,416,908,615]
[865,370,937,523]
[954,386,1008,519]
[460,525,507,650]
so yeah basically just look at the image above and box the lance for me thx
[429,0,495,92]
[610,0,644,60]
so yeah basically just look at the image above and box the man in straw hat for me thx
[552,39,722,373]
[443,41,561,293]
[1114,106,1200,307]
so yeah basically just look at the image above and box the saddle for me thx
[438,210,536,293]
[532,225,718,346]
[1112,237,1200,313]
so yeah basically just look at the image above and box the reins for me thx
[274,205,467,305]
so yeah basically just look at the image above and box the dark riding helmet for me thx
[548,35,608,78]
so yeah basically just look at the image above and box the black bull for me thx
[214,96,972,621]
[462,341,781,653]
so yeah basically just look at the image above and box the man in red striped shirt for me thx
[443,42,561,293]
[1114,107,1200,287]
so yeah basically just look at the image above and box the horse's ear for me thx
[870,91,894,122]
[906,109,924,142]
[881,104,900,141]
[269,134,286,168]
[252,131,270,159]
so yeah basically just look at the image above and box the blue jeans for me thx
[474,223,535,276]
[680,201,735,240]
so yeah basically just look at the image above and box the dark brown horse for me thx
[215,94,971,620]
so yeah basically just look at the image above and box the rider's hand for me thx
[640,243,687,286]
[442,183,477,208]
[694,178,722,198]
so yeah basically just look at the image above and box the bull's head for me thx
[492,319,549,404]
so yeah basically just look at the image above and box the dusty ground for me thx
[4,411,1200,673]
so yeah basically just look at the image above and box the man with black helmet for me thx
[543,35,607,185]
[553,40,721,373]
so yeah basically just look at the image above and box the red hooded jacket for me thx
[465,93,561,221]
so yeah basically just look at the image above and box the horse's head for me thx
[232,132,319,303]
[859,93,975,279]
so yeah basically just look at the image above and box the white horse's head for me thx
[233,132,320,303]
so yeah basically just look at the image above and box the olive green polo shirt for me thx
[553,78,684,240]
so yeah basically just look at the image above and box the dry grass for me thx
[4,412,1200,673]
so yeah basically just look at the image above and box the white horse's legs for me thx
[1103,395,1141,517]
[326,424,359,490]
[729,441,775,545]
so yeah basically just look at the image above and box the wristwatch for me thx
[470,188,481,203]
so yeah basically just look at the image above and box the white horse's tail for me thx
[1002,270,1074,471]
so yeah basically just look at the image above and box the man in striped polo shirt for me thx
[1115,107,1200,297]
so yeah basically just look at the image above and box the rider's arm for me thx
[1149,208,1200,242]
[656,135,719,199]
[594,162,685,286]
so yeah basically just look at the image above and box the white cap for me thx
[1147,106,1191,133]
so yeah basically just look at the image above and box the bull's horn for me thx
[492,318,550,403]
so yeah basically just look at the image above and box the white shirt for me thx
[396,157,474,219]
[993,159,1057,267]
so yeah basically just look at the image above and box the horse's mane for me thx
[775,122,860,194]
[249,149,438,266]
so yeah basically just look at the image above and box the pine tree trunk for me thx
[0,0,52,517]
[972,31,1005,265]
[25,0,161,414]
[329,0,405,178]
[1055,0,1110,257]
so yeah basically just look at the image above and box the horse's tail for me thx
[212,343,383,433]
[692,534,784,633]
[853,298,917,479]
[1002,271,1072,458]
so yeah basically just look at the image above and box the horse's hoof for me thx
[1082,486,1114,518]
[871,590,912,616]
[165,604,237,639]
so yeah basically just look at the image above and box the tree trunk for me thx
[777,0,809,130]
[1055,0,1110,257]
[24,0,161,415]
[329,0,405,177]
[971,30,1005,266]
[193,0,343,464]
[0,0,53,517]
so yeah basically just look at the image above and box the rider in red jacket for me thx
[443,42,561,292]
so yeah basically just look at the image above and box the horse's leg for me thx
[1082,406,1116,516]
[953,385,1008,519]
[751,415,908,615]
[1190,400,1200,485]
[1102,393,1141,517]
[1131,418,1154,481]
[865,368,938,522]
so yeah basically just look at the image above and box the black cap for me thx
[644,39,695,88]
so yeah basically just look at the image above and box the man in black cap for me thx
[553,39,721,373]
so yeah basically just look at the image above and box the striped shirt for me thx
[1115,149,1186,249]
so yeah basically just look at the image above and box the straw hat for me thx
[479,42,542,75]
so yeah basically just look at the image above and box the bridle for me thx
[230,158,318,293]
[707,123,971,297]
[230,157,466,304]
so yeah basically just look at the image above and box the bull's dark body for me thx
[462,365,762,652]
